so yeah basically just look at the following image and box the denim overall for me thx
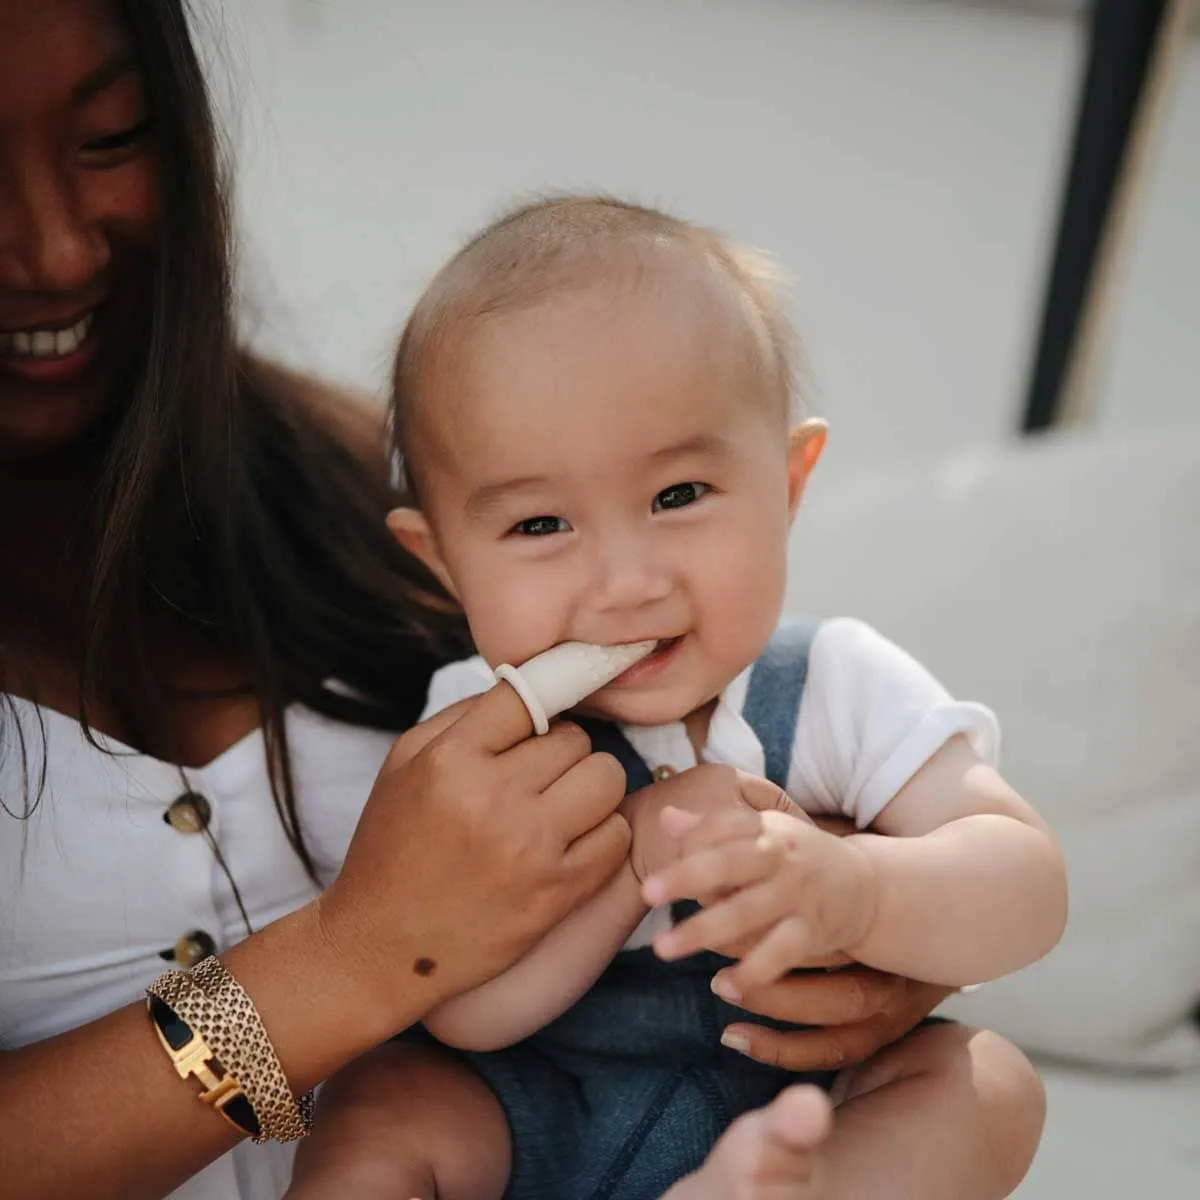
[461,620,833,1200]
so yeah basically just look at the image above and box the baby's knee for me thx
[861,1023,1045,1193]
[960,1027,1046,1192]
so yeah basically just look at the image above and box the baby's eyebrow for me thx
[464,475,551,519]
[646,433,733,464]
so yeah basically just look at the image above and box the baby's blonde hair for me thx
[389,194,802,496]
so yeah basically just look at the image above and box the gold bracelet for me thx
[148,958,314,1143]
[147,992,262,1139]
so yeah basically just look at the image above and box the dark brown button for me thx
[652,764,677,782]
[173,930,217,968]
[164,793,212,835]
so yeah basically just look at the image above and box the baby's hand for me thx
[642,807,878,998]
[624,766,801,884]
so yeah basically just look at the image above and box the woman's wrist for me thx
[219,901,428,1094]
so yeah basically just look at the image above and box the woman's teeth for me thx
[0,312,95,359]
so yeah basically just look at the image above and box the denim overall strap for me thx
[740,617,822,791]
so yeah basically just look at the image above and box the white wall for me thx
[1095,36,1200,434]
[200,0,1082,480]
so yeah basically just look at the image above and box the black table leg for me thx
[1020,0,1175,434]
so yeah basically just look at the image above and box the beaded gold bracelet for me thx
[147,956,314,1144]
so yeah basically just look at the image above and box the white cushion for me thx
[786,430,1200,1069]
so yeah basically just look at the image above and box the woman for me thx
[0,3,952,1197]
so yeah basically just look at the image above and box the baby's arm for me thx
[844,734,1065,985]
[651,739,1065,992]
[423,858,645,1051]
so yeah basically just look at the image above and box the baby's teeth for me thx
[32,331,55,355]
[55,326,80,355]
[13,331,32,356]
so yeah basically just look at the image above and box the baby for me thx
[290,197,1066,1199]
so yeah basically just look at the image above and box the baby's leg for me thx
[666,1023,1043,1200]
[818,1022,1044,1198]
[286,1041,511,1200]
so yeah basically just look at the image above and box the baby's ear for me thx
[386,507,458,598]
[785,418,827,520]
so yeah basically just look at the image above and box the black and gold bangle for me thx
[148,958,313,1143]
[147,993,261,1139]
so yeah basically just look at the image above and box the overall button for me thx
[164,793,212,835]
[172,930,217,968]
[652,764,678,782]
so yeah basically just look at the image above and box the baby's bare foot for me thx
[663,1085,833,1200]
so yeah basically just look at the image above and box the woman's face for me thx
[0,0,159,462]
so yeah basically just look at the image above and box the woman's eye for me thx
[80,120,151,161]
[511,515,570,537]
[652,482,710,512]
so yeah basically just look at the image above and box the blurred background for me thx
[197,1,1199,1195]
[200,0,1198,475]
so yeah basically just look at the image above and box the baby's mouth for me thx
[605,635,684,687]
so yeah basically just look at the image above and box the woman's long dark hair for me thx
[1,0,465,877]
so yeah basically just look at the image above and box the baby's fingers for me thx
[714,917,814,1000]
[653,878,787,962]
[641,838,778,908]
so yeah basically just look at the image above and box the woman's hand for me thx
[316,681,631,1031]
[717,970,955,1071]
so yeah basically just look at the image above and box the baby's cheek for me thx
[459,573,563,668]
[699,537,787,655]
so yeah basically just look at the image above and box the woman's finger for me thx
[501,718,594,793]
[541,749,629,848]
[436,677,542,754]
[719,1017,895,1072]
[387,676,548,774]
[726,965,906,1027]
[385,694,481,768]
[560,811,634,899]
[641,838,776,908]
[718,974,956,1071]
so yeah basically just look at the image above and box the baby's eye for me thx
[652,482,711,512]
[511,515,570,537]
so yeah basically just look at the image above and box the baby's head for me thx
[388,195,825,727]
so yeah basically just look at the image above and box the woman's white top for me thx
[0,697,394,1199]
